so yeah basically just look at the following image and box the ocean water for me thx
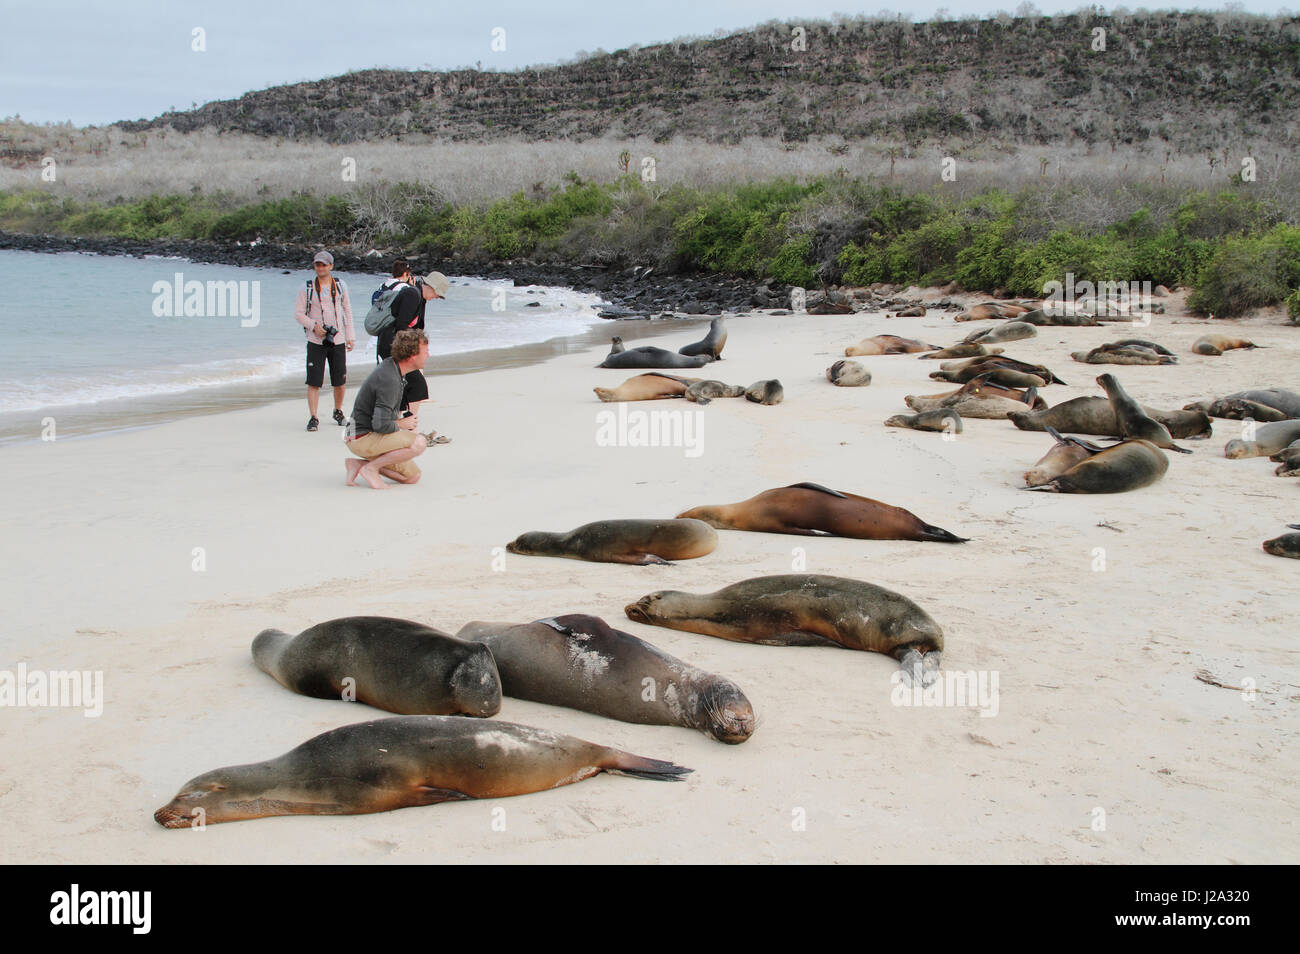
[0,249,610,443]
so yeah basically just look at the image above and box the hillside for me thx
[116,12,1300,152]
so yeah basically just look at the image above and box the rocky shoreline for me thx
[0,230,965,319]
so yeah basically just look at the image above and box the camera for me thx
[321,324,339,347]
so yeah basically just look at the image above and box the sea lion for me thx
[826,360,872,386]
[154,715,692,828]
[1223,420,1300,459]
[609,336,626,353]
[505,518,717,565]
[684,380,746,404]
[745,379,784,404]
[1262,527,1300,558]
[930,356,1065,388]
[1071,344,1176,365]
[1023,427,1109,487]
[953,302,1032,321]
[884,409,963,433]
[1272,445,1300,476]
[960,322,1037,344]
[1193,334,1259,356]
[594,372,698,403]
[1096,373,1191,453]
[625,574,945,685]
[1108,338,1174,355]
[455,614,755,744]
[1026,439,1169,493]
[844,334,938,356]
[919,343,1005,359]
[598,340,712,369]
[907,375,1046,419]
[892,304,926,317]
[678,317,727,360]
[251,618,501,717]
[1017,308,1100,326]
[1008,396,1212,439]
[676,481,967,543]
[1187,389,1300,420]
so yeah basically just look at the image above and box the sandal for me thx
[332,409,346,426]
[306,416,319,432]
[422,432,451,445]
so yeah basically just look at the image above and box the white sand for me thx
[1,296,1296,863]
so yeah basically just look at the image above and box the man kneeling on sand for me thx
[345,329,430,488]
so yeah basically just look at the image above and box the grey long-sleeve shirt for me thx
[351,357,407,436]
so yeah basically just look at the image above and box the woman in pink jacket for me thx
[295,250,356,431]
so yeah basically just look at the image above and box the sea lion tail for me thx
[604,753,694,781]
[918,524,969,544]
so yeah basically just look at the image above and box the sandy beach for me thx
[1,297,1295,864]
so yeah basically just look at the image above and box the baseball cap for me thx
[312,251,334,265]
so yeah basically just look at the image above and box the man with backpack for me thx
[295,250,355,432]
[363,259,449,434]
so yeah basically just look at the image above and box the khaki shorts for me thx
[347,429,421,480]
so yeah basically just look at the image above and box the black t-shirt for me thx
[377,286,426,359]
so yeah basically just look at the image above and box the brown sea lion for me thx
[1272,445,1300,476]
[953,302,1032,321]
[1071,344,1176,365]
[907,375,1046,418]
[960,321,1037,344]
[1017,308,1100,326]
[678,317,727,360]
[1023,427,1109,487]
[884,409,963,433]
[826,360,872,386]
[675,482,967,543]
[930,356,1065,387]
[1026,439,1169,493]
[745,379,784,404]
[594,372,698,403]
[1262,527,1300,558]
[1009,397,1212,439]
[154,716,691,828]
[506,518,718,565]
[1193,334,1259,356]
[251,617,501,717]
[1200,399,1289,422]
[684,380,747,404]
[1223,420,1300,459]
[845,334,938,356]
[455,614,755,744]
[919,343,1005,359]
[1186,389,1300,420]
[1096,374,1192,453]
[625,574,945,685]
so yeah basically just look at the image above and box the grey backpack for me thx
[363,282,409,336]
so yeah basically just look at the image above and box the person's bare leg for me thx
[332,385,345,412]
[379,467,420,484]
[358,439,426,489]
[345,458,364,485]
[307,386,320,418]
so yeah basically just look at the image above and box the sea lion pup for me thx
[1096,373,1192,453]
[907,375,1046,419]
[1008,396,1212,439]
[745,379,784,404]
[1187,389,1300,420]
[1262,527,1300,558]
[1071,344,1176,365]
[251,618,501,717]
[826,359,872,386]
[961,321,1037,344]
[1025,439,1169,493]
[594,372,698,403]
[505,518,717,565]
[1223,420,1300,459]
[676,481,968,543]
[1193,334,1259,356]
[455,614,756,744]
[624,574,945,685]
[1023,427,1109,487]
[678,317,727,360]
[953,301,1031,321]
[684,380,746,404]
[598,340,712,369]
[1016,307,1100,326]
[919,343,1005,359]
[884,409,963,433]
[153,715,692,828]
[844,334,939,356]
[1272,444,1300,476]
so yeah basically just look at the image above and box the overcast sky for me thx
[4,1,1293,126]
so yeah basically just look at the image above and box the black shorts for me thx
[400,369,429,410]
[306,342,347,387]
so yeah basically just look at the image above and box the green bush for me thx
[1186,227,1300,317]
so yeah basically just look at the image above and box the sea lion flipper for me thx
[1168,444,1194,454]
[783,481,848,498]
[633,554,676,566]
[918,523,969,544]
[604,755,693,781]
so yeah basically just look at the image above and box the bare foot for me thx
[344,459,364,486]
[358,463,387,489]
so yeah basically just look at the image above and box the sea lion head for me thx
[447,645,503,718]
[1223,439,1256,460]
[696,679,756,745]
[505,531,553,555]
[624,591,675,625]
[154,768,280,828]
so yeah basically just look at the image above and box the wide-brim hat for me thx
[417,272,450,297]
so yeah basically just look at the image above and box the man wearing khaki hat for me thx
[378,268,449,433]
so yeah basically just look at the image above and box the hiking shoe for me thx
[306,416,319,431]
[333,409,346,426]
